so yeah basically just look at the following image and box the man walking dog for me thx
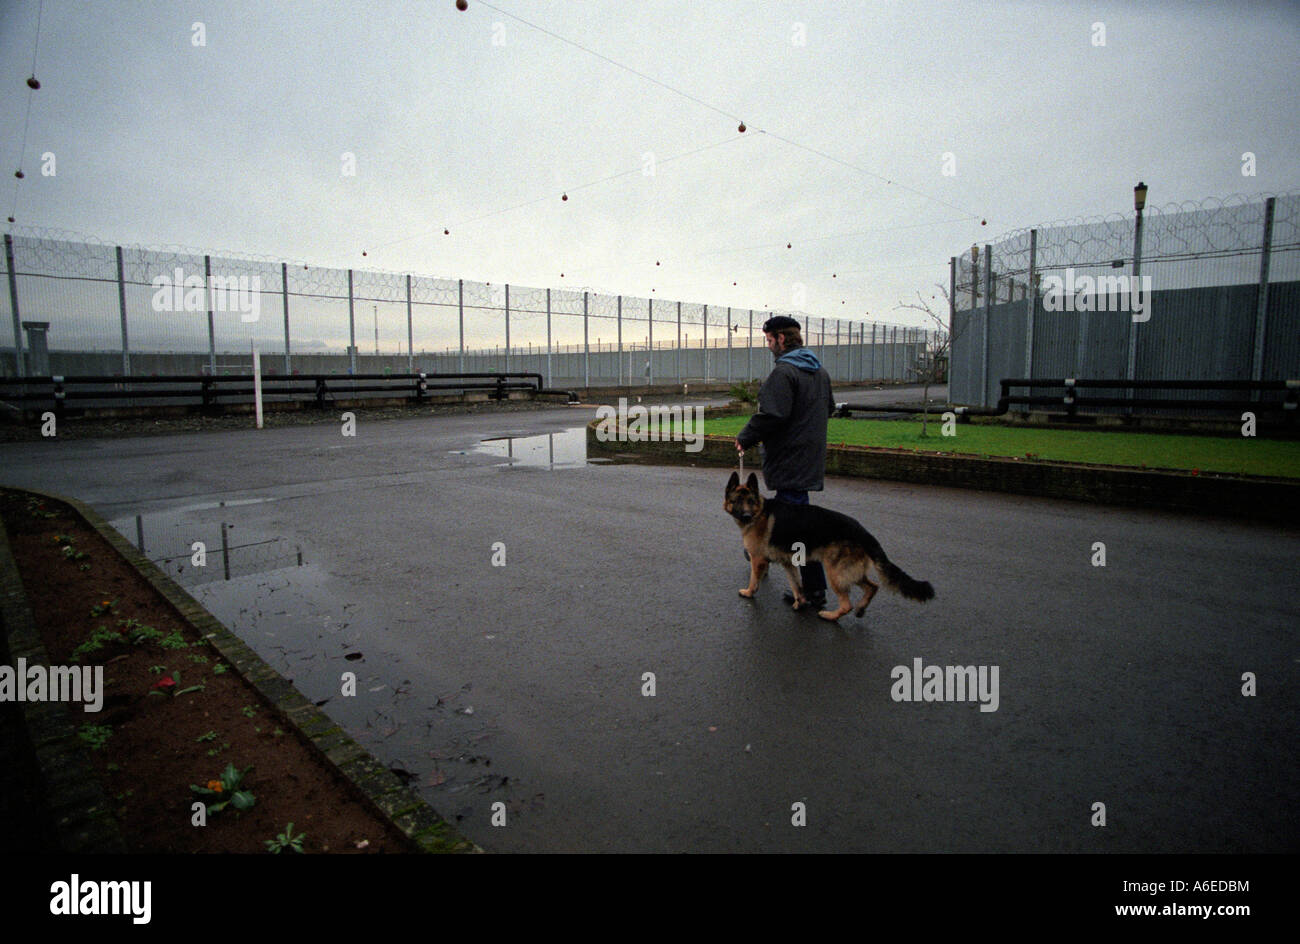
[734,315,837,609]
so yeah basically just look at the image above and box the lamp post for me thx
[1126,182,1148,410]
[1132,181,1147,277]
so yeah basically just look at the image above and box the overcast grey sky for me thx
[2,0,1297,333]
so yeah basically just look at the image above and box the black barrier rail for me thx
[955,378,1300,422]
[833,378,1299,425]
[0,371,580,413]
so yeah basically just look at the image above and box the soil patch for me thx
[0,487,423,853]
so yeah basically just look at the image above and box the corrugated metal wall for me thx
[949,194,1300,412]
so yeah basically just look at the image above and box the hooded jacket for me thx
[736,347,835,491]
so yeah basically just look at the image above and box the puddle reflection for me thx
[112,507,305,585]
[471,427,587,469]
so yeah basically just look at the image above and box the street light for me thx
[1127,181,1149,411]
[1132,180,1148,279]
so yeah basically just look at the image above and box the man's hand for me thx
[735,438,745,455]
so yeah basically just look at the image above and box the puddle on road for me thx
[468,427,594,469]
[106,502,503,820]
[110,507,305,587]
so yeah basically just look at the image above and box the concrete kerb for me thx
[585,412,1300,526]
[2,486,482,854]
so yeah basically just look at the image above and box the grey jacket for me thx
[736,347,835,492]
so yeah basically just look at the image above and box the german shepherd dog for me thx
[724,471,935,621]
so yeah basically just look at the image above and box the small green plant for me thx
[78,724,113,751]
[212,663,228,675]
[71,626,124,662]
[72,619,189,662]
[728,381,759,405]
[265,822,306,854]
[196,730,219,743]
[89,599,116,618]
[190,763,256,815]
[188,653,209,664]
[241,705,257,719]
[149,664,167,675]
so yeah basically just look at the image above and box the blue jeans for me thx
[774,490,827,598]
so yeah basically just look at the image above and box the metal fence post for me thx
[282,262,291,375]
[458,278,465,375]
[204,255,216,373]
[583,291,589,388]
[406,274,414,373]
[982,244,993,407]
[647,298,654,386]
[347,268,357,374]
[1024,230,1036,382]
[726,307,732,384]
[703,304,708,381]
[676,301,681,383]
[948,256,956,399]
[5,234,23,377]
[1024,230,1037,414]
[546,287,552,389]
[505,283,511,374]
[116,246,130,377]
[1251,196,1276,393]
[617,295,622,386]
[749,310,754,381]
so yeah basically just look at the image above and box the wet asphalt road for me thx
[2,402,1297,853]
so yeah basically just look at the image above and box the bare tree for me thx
[895,284,972,437]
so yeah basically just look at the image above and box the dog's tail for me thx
[877,557,935,603]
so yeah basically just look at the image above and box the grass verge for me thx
[702,415,1300,479]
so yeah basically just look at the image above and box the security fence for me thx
[2,231,932,388]
[948,193,1300,412]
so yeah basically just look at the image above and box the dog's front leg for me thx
[739,555,768,598]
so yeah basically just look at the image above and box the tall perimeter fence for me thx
[948,192,1300,412]
[2,231,933,389]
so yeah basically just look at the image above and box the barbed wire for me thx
[953,192,1298,296]
[5,225,921,333]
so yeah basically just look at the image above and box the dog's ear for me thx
[726,471,739,493]
[745,472,759,494]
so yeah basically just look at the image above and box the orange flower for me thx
[208,780,224,793]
